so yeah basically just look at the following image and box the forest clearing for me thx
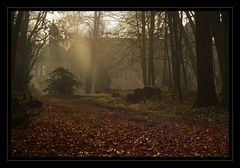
[11,93,229,157]
[10,10,230,159]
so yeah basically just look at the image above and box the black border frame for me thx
[1,0,239,167]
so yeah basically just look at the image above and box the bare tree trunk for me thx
[179,12,188,87]
[168,12,182,101]
[17,11,29,92]
[141,11,147,86]
[12,11,48,94]
[11,11,23,92]
[221,12,229,109]
[211,11,229,109]
[162,13,168,88]
[168,12,177,92]
[167,47,173,89]
[162,36,167,88]
[185,11,195,34]
[164,14,173,90]
[194,11,218,107]
[212,55,219,88]
[148,11,155,87]
[172,12,182,101]
[181,24,197,76]
[85,11,100,94]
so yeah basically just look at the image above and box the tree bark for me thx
[185,11,195,35]
[179,12,188,87]
[211,11,229,109]
[221,11,229,109]
[162,15,167,88]
[141,11,147,86]
[86,11,100,94]
[168,13,177,92]
[148,11,155,87]
[11,11,23,92]
[194,11,218,107]
[172,12,182,101]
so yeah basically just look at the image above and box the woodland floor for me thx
[10,93,229,158]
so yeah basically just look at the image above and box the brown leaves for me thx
[11,97,229,157]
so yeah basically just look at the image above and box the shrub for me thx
[44,67,81,96]
[126,87,162,103]
[96,97,111,105]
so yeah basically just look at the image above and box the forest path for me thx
[11,96,229,157]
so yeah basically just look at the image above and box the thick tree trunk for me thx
[162,17,167,88]
[141,11,147,86]
[211,11,229,109]
[167,48,173,89]
[168,13,177,92]
[168,12,182,101]
[221,11,229,109]
[11,11,23,92]
[85,11,100,94]
[172,12,182,101]
[16,11,30,92]
[148,11,155,87]
[179,12,188,87]
[194,11,218,107]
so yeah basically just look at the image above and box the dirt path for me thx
[11,97,229,157]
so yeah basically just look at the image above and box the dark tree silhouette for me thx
[211,11,229,109]
[44,67,80,95]
[11,11,23,91]
[11,11,48,94]
[194,11,218,107]
[141,11,147,86]
[148,11,155,87]
[168,11,182,101]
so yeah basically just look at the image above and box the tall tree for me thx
[168,11,182,101]
[185,11,195,35]
[148,11,155,87]
[141,11,147,86]
[210,11,229,109]
[221,11,229,109]
[12,11,48,94]
[163,12,172,89]
[178,11,188,87]
[162,14,168,88]
[11,11,23,92]
[194,11,218,107]
[181,20,197,77]
[85,11,101,94]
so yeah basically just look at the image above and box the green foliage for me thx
[96,97,111,105]
[44,67,81,96]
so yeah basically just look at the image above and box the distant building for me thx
[31,42,71,93]
[31,23,166,94]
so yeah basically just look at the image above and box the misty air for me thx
[10,11,230,158]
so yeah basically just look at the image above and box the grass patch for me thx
[95,97,112,105]
[79,93,111,97]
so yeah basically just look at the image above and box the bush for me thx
[112,92,120,97]
[96,97,111,105]
[126,87,162,103]
[126,93,138,104]
[44,67,81,96]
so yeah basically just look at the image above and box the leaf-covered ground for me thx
[11,95,229,157]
